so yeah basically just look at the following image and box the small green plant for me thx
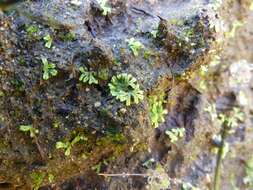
[56,134,87,156]
[59,31,76,41]
[204,103,217,122]
[43,34,53,48]
[30,172,45,190]
[165,128,185,144]
[52,120,61,128]
[25,24,40,40]
[97,0,111,16]
[41,57,58,80]
[79,66,98,85]
[109,73,144,106]
[143,50,152,60]
[218,107,244,128]
[19,125,39,138]
[126,38,144,57]
[243,156,253,187]
[26,25,39,34]
[48,173,55,183]
[148,95,168,128]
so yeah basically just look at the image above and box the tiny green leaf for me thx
[30,172,45,190]
[56,141,68,149]
[43,34,53,48]
[165,128,185,144]
[19,125,32,132]
[79,66,98,85]
[56,134,87,156]
[41,57,58,80]
[65,147,71,156]
[19,125,38,138]
[126,38,144,57]
[48,174,54,183]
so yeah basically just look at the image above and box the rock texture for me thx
[0,0,253,189]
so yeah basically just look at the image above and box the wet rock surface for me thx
[0,0,253,189]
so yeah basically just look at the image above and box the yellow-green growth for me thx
[79,66,98,85]
[218,107,244,128]
[126,38,144,57]
[41,57,58,80]
[148,95,168,128]
[165,128,185,144]
[58,31,76,41]
[56,134,87,156]
[19,125,39,138]
[109,73,144,106]
[43,34,53,48]
[48,173,54,183]
[25,24,40,40]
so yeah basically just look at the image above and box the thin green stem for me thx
[213,125,229,190]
